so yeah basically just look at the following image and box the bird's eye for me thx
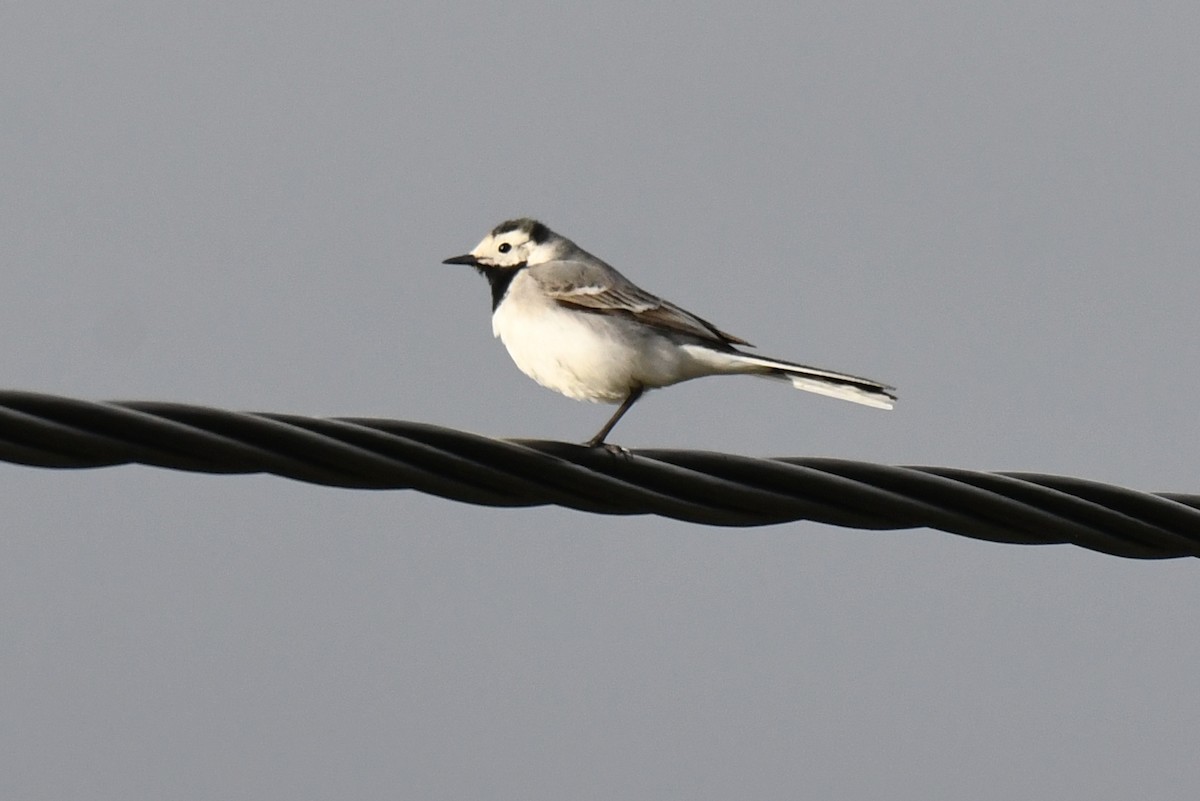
[498,242,512,254]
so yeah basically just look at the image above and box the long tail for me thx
[686,346,896,409]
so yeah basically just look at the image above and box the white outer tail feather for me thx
[778,371,895,409]
[688,347,896,410]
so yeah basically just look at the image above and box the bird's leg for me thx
[585,386,644,448]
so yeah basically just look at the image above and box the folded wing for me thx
[531,259,752,348]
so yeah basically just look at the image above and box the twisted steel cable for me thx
[0,390,1196,559]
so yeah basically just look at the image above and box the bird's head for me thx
[442,218,563,271]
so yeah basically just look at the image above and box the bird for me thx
[443,218,895,448]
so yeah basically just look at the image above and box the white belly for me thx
[488,271,744,403]
[491,300,638,402]
[491,303,733,404]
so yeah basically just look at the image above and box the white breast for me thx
[490,271,735,403]
[490,283,628,402]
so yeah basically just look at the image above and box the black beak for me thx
[442,254,479,266]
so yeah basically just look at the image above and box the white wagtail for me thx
[444,218,896,447]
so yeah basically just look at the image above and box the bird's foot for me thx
[584,439,632,457]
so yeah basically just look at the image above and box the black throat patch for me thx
[477,263,527,310]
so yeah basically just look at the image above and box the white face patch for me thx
[471,231,533,268]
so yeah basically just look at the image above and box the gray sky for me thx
[3,2,1199,798]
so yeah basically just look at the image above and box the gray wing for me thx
[528,258,753,348]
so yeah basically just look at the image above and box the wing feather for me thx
[531,259,752,348]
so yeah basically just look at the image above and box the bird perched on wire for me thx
[444,218,895,448]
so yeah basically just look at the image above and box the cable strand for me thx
[0,391,1196,559]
